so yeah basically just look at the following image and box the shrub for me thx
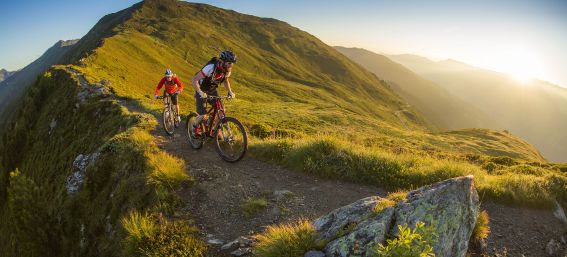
[472,210,490,242]
[250,123,274,139]
[122,211,206,257]
[374,222,436,257]
[254,220,325,257]
[241,197,268,217]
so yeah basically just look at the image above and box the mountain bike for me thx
[186,95,248,162]
[156,92,180,135]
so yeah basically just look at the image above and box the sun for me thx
[507,67,535,84]
[474,45,543,85]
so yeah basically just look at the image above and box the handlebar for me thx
[203,95,231,100]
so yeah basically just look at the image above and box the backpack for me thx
[198,57,227,91]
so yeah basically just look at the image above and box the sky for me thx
[1,0,566,86]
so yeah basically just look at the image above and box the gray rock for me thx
[324,208,394,257]
[304,250,326,257]
[76,78,111,103]
[313,196,381,240]
[231,247,251,256]
[66,153,100,194]
[392,175,479,257]
[221,239,240,251]
[270,206,281,216]
[553,200,567,224]
[314,176,480,257]
[207,238,224,245]
[546,239,561,257]
[273,190,293,201]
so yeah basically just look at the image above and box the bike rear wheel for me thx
[186,113,204,149]
[214,117,247,162]
[163,106,175,135]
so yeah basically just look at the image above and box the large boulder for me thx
[393,175,479,257]
[312,175,479,257]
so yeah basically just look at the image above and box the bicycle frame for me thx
[203,97,226,136]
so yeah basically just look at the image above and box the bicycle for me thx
[186,95,248,162]
[156,92,180,135]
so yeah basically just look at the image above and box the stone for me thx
[273,190,293,201]
[392,176,479,257]
[221,239,240,251]
[313,196,381,240]
[66,152,100,194]
[546,239,561,257]
[207,238,224,245]
[304,250,326,257]
[231,247,251,257]
[314,176,480,257]
[324,208,394,257]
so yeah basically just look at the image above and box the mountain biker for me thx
[154,69,184,123]
[191,50,237,135]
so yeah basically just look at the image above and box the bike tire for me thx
[186,113,204,149]
[214,116,248,163]
[163,107,175,135]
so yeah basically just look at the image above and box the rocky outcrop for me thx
[66,153,100,194]
[311,175,479,257]
[76,78,111,103]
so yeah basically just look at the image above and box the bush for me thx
[254,220,325,257]
[122,211,206,257]
[374,222,436,257]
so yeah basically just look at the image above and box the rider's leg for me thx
[171,93,180,121]
[193,92,206,127]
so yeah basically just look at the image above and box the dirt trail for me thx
[142,116,565,257]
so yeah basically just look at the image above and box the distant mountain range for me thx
[344,51,567,162]
[0,69,17,82]
[335,47,494,131]
[0,39,79,129]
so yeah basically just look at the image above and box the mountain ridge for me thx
[388,52,567,162]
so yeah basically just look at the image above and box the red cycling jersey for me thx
[154,75,184,96]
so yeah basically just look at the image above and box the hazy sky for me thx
[1,0,566,86]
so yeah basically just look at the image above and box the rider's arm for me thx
[192,72,205,94]
[222,77,233,94]
[154,77,165,96]
[222,68,234,95]
[174,76,184,93]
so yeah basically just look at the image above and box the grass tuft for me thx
[254,220,325,257]
[241,197,268,217]
[471,210,490,242]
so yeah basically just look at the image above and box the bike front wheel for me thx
[163,107,175,135]
[214,117,248,162]
[186,113,204,149]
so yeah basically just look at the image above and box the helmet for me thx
[165,69,172,77]
[219,50,237,63]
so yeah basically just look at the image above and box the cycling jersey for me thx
[154,75,184,95]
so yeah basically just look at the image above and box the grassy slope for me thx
[73,0,543,162]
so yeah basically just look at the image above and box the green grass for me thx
[249,136,567,207]
[471,210,490,242]
[254,220,326,257]
[121,211,206,257]
[0,67,197,256]
[241,197,269,217]
[374,191,408,214]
